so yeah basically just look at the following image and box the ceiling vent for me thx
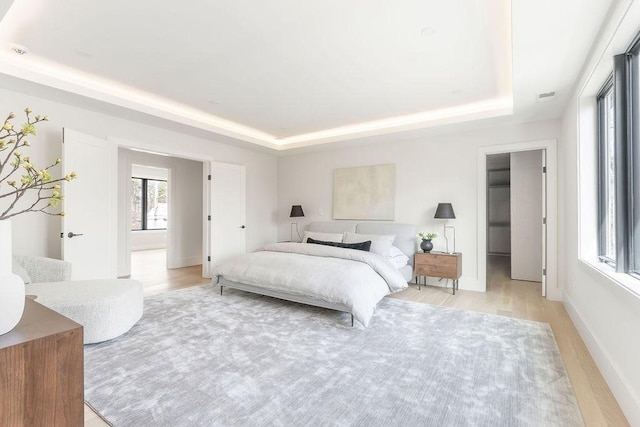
[10,44,29,55]
[537,91,556,103]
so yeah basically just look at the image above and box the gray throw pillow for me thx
[307,237,372,252]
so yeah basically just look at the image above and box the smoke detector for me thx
[536,91,556,103]
[10,44,29,55]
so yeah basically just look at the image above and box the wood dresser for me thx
[0,298,84,426]
[414,252,462,294]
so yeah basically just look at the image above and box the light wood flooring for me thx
[86,253,628,426]
[124,249,210,294]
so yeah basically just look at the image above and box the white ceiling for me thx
[0,0,613,151]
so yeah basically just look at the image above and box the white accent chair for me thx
[13,256,143,344]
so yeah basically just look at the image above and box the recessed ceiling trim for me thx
[277,97,513,148]
[0,51,279,147]
[0,50,514,150]
[0,47,513,151]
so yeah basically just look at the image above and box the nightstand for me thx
[414,252,462,294]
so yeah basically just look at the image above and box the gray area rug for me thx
[85,285,583,426]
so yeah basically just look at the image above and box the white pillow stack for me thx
[386,246,409,269]
[343,232,395,257]
[301,230,408,269]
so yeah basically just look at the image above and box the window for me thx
[630,41,640,276]
[597,79,616,264]
[131,177,168,231]
[597,34,640,278]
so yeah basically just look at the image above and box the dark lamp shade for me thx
[434,203,456,219]
[290,205,305,218]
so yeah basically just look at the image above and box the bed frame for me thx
[219,221,417,325]
[219,277,356,325]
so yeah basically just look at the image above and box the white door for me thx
[62,129,117,279]
[510,150,543,282]
[209,162,246,269]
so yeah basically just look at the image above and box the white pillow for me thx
[387,246,409,269]
[343,232,395,257]
[302,231,344,244]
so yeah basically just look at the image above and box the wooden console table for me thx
[0,298,84,426]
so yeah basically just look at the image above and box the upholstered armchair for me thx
[12,255,72,284]
[12,255,143,344]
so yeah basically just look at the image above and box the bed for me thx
[213,222,416,326]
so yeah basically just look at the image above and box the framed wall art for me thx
[333,163,396,220]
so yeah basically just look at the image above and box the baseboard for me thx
[167,256,202,269]
[546,284,563,301]
[131,244,167,251]
[563,293,640,425]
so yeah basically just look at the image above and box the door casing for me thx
[109,137,215,278]
[477,138,558,300]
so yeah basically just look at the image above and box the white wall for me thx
[0,87,278,263]
[558,0,640,423]
[562,97,640,426]
[278,119,561,291]
[510,150,543,281]
[131,230,166,251]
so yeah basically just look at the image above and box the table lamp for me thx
[289,205,304,242]
[434,203,456,253]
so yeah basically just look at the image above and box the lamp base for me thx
[443,225,456,254]
[290,223,301,242]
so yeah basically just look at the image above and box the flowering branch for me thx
[0,108,77,220]
[418,232,437,240]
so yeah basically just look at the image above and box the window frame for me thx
[629,40,640,277]
[597,75,616,266]
[131,177,168,231]
[597,33,640,280]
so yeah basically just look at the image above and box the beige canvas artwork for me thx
[333,164,396,220]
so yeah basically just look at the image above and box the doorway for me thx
[486,150,544,293]
[476,138,558,299]
[117,147,204,283]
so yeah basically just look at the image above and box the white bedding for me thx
[213,242,408,326]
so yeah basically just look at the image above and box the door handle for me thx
[240,225,246,229]
[67,232,84,238]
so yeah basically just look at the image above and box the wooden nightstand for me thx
[414,252,462,294]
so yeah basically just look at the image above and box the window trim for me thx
[628,40,640,277]
[597,75,615,265]
[613,53,631,273]
[597,35,640,278]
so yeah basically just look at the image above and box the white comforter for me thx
[213,243,408,326]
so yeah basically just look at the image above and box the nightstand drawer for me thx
[415,263,457,278]
[415,254,457,268]
[414,252,462,280]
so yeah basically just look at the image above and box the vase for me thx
[0,220,11,275]
[420,239,433,253]
[0,220,25,335]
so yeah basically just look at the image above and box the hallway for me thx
[126,249,208,295]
